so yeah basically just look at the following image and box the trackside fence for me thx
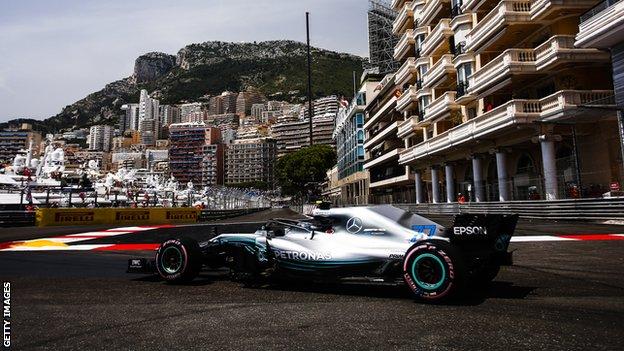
[393,198,624,221]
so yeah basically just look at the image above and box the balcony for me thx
[364,148,404,170]
[396,85,419,113]
[393,2,415,35]
[396,57,418,87]
[576,0,624,49]
[461,0,498,12]
[392,0,409,10]
[468,49,536,96]
[364,122,399,150]
[465,1,533,53]
[399,98,541,164]
[539,90,616,122]
[397,115,421,138]
[420,19,454,57]
[394,29,416,62]
[531,0,598,21]
[534,35,610,71]
[420,0,452,27]
[422,91,461,124]
[422,54,456,89]
[364,96,397,130]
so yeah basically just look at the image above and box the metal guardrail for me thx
[0,211,36,227]
[0,207,271,228]
[198,207,270,222]
[580,0,621,23]
[393,198,624,220]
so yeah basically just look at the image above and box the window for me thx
[356,113,364,127]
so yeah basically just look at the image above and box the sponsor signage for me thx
[37,208,199,227]
[54,211,94,223]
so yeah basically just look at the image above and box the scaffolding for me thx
[367,0,399,75]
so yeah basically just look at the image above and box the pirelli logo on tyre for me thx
[115,211,150,221]
[166,210,197,221]
[54,211,94,223]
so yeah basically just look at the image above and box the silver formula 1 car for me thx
[128,205,518,302]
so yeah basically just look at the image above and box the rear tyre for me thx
[155,237,202,283]
[403,240,466,302]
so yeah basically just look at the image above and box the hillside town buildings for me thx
[225,138,277,186]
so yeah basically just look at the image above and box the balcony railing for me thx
[422,91,460,122]
[394,29,416,61]
[399,90,616,164]
[420,0,451,26]
[393,1,415,35]
[535,35,610,69]
[456,81,469,98]
[465,1,531,52]
[451,0,464,18]
[580,0,621,23]
[422,54,456,88]
[398,116,421,138]
[420,19,453,57]
[396,85,419,113]
[469,48,535,95]
[395,57,418,86]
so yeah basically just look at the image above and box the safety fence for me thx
[0,207,270,227]
[393,198,624,221]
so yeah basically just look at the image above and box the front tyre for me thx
[155,237,202,283]
[403,240,466,302]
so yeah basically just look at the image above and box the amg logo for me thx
[453,226,488,236]
[116,211,150,221]
[166,211,197,220]
[54,211,94,223]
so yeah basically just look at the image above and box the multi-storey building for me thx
[168,123,224,187]
[120,103,139,132]
[179,102,204,122]
[363,72,413,203]
[0,124,42,165]
[209,91,239,115]
[137,90,160,145]
[236,89,266,117]
[333,72,383,204]
[225,138,276,186]
[576,0,624,177]
[88,125,114,152]
[205,113,240,133]
[389,0,621,203]
[159,105,181,132]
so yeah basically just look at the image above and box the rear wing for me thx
[447,213,519,254]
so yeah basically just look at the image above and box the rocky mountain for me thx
[4,40,364,132]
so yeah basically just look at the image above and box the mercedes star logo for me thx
[346,217,363,234]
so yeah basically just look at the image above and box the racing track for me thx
[1,208,623,350]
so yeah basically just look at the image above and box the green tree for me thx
[275,145,336,197]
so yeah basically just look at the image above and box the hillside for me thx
[2,40,364,132]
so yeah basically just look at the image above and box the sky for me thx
[0,0,370,122]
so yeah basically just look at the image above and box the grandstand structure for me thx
[367,0,399,74]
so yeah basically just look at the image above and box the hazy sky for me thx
[0,0,370,122]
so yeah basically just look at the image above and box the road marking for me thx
[510,236,577,242]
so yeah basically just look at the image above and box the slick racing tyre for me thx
[403,240,466,302]
[155,237,202,283]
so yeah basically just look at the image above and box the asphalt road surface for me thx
[1,209,623,350]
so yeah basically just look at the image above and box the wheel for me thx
[155,237,202,283]
[403,240,466,302]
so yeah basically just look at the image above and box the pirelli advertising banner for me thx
[36,208,200,227]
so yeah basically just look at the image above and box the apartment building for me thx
[88,125,114,152]
[332,71,384,204]
[0,124,42,165]
[168,123,224,187]
[387,0,621,204]
[363,72,414,203]
[225,138,277,186]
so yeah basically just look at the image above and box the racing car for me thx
[127,205,518,302]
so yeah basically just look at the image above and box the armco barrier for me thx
[36,208,200,227]
[0,211,36,227]
[198,207,269,222]
[393,198,624,221]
